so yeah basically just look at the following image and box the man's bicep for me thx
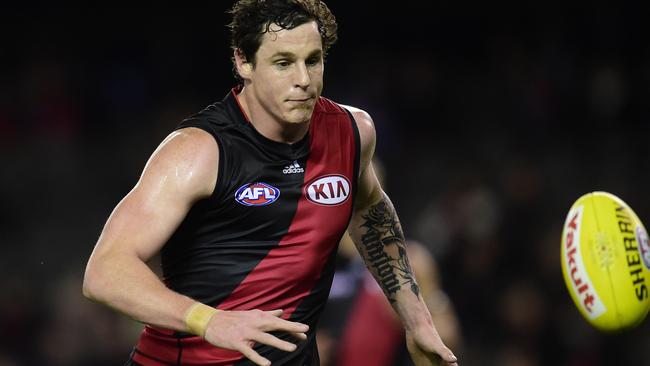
[343,106,382,211]
[93,128,218,261]
[95,184,191,261]
[354,161,384,212]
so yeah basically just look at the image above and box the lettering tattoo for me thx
[360,195,420,303]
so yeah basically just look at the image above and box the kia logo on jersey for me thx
[305,174,351,206]
[235,182,280,206]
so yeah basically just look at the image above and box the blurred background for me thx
[2,2,650,365]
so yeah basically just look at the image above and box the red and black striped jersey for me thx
[131,88,361,366]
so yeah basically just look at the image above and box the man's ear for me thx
[234,49,254,79]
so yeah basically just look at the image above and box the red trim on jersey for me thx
[133,97,357,365]
[231,86,252,123]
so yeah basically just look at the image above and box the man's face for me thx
[247,20,324,124]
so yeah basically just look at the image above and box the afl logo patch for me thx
[305,174,351,206]
[235,182,280,206]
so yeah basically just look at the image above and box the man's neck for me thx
[236,87,310,144]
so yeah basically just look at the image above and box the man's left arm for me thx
[345,107,458,366]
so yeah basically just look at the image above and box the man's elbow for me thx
[354,186,384,214]
[82,266,97,300]
[82,259,107,302]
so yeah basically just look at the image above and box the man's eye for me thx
[306,58,320,66]
[276,61,291,68]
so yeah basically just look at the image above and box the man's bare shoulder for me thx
[340,104,374,133]
[141,127,219,199]
[339,104,376,166]
[163,127,219,154]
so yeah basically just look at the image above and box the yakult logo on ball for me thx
[305,175,350,206]
[563,206,606,319]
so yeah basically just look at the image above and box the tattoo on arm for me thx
[359,194,420,303]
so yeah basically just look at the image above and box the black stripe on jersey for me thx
[163,136,308,338]
[163,91,311,327]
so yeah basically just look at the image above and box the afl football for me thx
[561,192,650,332]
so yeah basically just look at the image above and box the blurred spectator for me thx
[317,234,462,366]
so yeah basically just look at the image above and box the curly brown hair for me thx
[228,0,338,65]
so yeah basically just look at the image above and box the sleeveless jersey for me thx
[131,88,361,366]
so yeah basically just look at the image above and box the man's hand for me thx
[204,309,309,366]
[406,325,458,366]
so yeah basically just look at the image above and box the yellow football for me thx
[561,191,650,332]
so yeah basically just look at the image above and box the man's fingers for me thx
[267,309,283,317]
[289,331,307,341]
[251,331,298,352]
[263,309,309,333]
[438,346,457,363]
[417,339,457,365]
[237,345,271,366]
[419,338,456,364]
[429,344,457,364]
[261,315,309,334]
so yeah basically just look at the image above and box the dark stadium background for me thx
[2,2,650,365]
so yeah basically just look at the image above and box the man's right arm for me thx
[82,127,306,366]
[83,127,217,330]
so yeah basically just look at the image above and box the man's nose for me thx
[293,62,310,89]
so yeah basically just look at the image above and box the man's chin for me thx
[284,109,315,124]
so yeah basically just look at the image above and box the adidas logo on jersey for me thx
[283,161,304,174]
